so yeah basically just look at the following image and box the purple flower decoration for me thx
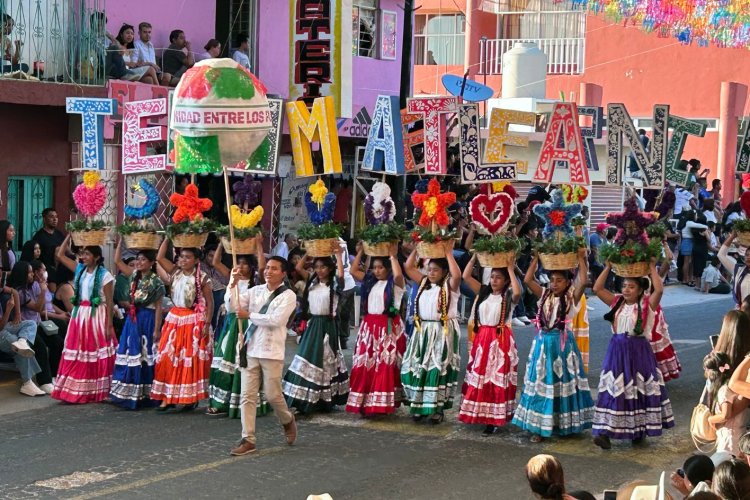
[533,189,582,238]
[232,177,262,208]
[606,196,655,246]
[305,191,336,225]
[364,182,396,225]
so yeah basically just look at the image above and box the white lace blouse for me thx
[367,280,405,315]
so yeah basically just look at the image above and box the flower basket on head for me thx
[299,179,341,257]
[571,216,587,237]
[601,197,658,278]
[533,189,585,270]
[116,179,163,250]
[66,171,110,247]
[734,218,750,247]
[165,183,215,248]
[359,182,405,257]
[410,178,457,260]
[217,201,264,255]
[469,190,517,268]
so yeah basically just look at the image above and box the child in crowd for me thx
[705,351,749,457]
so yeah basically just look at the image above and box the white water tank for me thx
[501,42,547,99]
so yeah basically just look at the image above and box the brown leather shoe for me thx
[230,439,256,456]
[283,416,297,445]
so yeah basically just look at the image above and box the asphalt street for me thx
[0,291,734,499]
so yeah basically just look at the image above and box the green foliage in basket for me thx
[645,223,666,241]
[297,222,342,241]
[533,235,585,255]
[571,216,587,227]
[472,234,522,254]
[599,239,662,265]
[165,218,217,238]
[115,219,159,235]
[216,225,262,240]
[358,221,406,245]
[409,226,458,243]
[66,219,108,232]
[733,219,750,232]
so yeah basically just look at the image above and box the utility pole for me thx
[397,0,414,220]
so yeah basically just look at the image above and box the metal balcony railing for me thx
[478,37,585,76]
[1,0,107,85]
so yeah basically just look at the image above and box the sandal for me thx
[530,434,543,443]
[205,407,227,417]
[155,404,175,412]
[177,403,198,413]
[429,412,444,425]
[411,415,425,423]
[593,435,612,450]
[482,425,496,436]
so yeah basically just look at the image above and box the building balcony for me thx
[478,37,585,75]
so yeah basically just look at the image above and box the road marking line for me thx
[68,446,287,499]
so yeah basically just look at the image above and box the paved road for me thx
[0,293,732,499]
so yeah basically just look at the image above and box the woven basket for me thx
[71,229,109,247]
[416,241,446,259]
[170,232,209,248]
[302,238,339,257]
[477,251,515,269]
[123,231,162,250]
[363,241,394,257]
[221,236,257,255]
[612,261,650,278]
[539,252,578,271]
[737,231,750,247]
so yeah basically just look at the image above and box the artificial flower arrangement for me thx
[533,189,585,270]
[358,181,405,256]
[297,179,342,257]
[733,192,750,247]
[599,196,661,277]
[645,221,667,241]
[410,178,457,259]
[66,171,110,247]
[164,182,216,248]
[469,189,520,268]
[115,178,163,250]
[217,177,264,254]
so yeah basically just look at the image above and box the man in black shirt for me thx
[162,29,194,86]
[33,208,65,291]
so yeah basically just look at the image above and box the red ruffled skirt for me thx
[649,307,681,382]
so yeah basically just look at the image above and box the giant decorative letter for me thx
[666,116,707,185]
[401,109,424,172]
[406,96,458,174]
[738,124,750,174]
[286,96,342,177]
[606,104,668,188]
[458,103,517,183]
[66,98,117,170]
[122,99,168,174]
[483,107,536,175]
[533,102,589,185]
[578,106,603,172]
[362,96,404,175]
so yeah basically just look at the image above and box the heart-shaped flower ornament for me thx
[470,192,515,235]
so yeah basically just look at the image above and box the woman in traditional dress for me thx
[51,235,116,403]
[591,261,674,449]
[401,240,462,424]
[458,253,521,434]
[512,249,594,442]
[109,238,165,409]
[345,242,406,416]
[206,237,269,417]
[152,241,213,411]
[282,247,349,414]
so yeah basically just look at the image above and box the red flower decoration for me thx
[170,183,213,223]
[411,178,456,228]
[549,210,566,226]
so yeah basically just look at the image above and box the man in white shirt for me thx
[674,187,696,216]
[271,234,297,260]
[134,22,171,86]
[336,238,356,349]
[229,256,298,456]
[231,33,251,70]
[701,257,730,294]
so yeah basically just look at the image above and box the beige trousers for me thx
[239,357,293,444]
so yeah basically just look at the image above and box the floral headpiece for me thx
[469,192,515,236]
[411,178,456,228]
[605,196,655,246]
[73,171,107,218]
[533,189,582,238]
[169,183,213,223]
[562,184,589,204]
[124,179,160,219]
[364,182,396,225]
[230,205,263,230]
[304,179,336,226]
[232,177,262,209]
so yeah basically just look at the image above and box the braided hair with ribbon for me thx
[361,257,397,317]
[472,268,512,329]
[413,258,451,335]
[71,246,105,315]
[602,277,650,336]
[128,250,158,322]
[300,257,338,320]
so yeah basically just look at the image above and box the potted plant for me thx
[165,182,216,248]
[66,171,110,247]
[217,177,264,254]
[116,178,163,250]
[410,178,457,259]
[600,196,658,277]
[533,189,584,270]
[469,191,518,268]
[359,182,405,256]
[298,179,341,257]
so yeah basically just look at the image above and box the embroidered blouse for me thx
[131,272,166,309]
[367,280,405,315]
[417,283,459,321]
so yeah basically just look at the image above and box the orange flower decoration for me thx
[411,178,456,228]
[170,183,213,223]
[549,210,566,226]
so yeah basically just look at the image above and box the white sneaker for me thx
[512,318,525,327]
[11,339,35,358]
[39,383,54,394]
[586,305,594,311]
[517,316,531,324]
[20,380,46,397]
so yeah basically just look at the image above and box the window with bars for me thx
[414,14,466,66]
[353,0,378,57]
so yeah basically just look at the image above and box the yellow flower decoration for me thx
[492,181,510,193]
[83,171,101,189]
[230,205,264,230]
[309,179,328,205]
[423,197,438,218]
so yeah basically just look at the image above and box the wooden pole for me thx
[222,166,238,268]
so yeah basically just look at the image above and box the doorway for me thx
[7,176,53,248]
